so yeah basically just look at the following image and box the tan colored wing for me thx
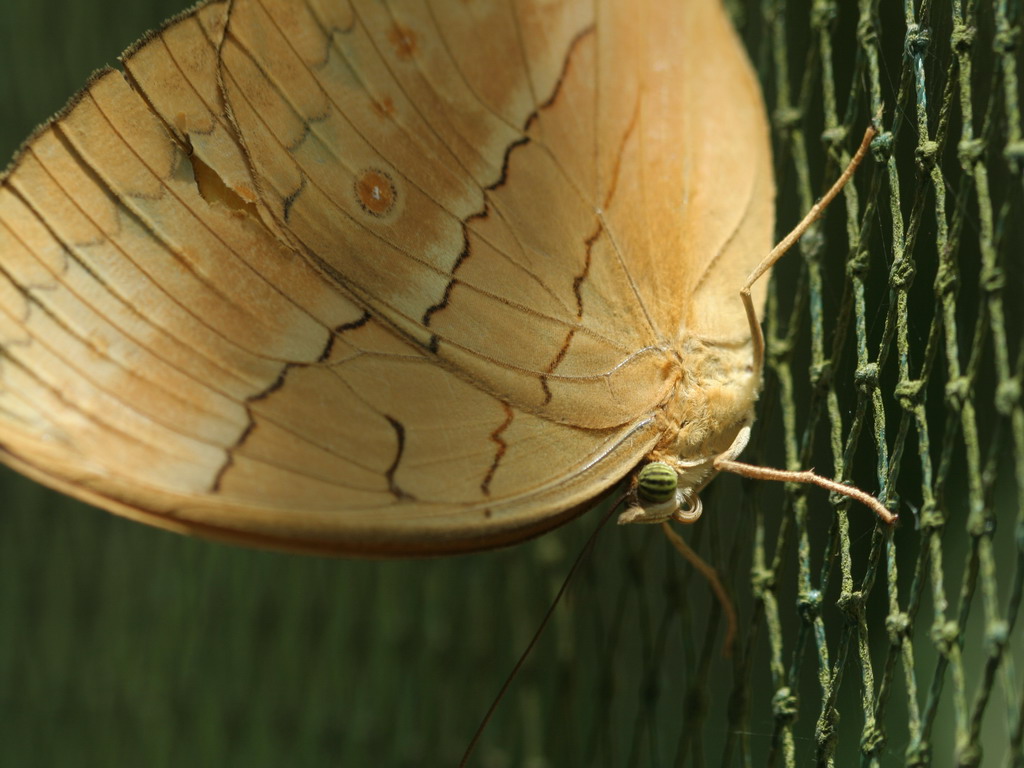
[594,0,775,343]
[0,0,769,554]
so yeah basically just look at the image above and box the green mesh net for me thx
[0,0,1021,765]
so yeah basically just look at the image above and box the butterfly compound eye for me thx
[637,462,678,505]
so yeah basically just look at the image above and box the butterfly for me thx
[0,0,889,559]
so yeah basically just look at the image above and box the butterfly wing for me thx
[593,0,775,343]
[0,0,770,553]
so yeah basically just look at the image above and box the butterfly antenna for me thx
[458,493,628,768]
[742,122,879,375]
[723,120,897,526]
[660,522,737,657]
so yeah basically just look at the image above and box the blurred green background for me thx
[1,0,1021,766]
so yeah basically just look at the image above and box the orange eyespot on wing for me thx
[354,169,398,218]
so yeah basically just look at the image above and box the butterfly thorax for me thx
[674,333,758,439]
[621,336,759,525]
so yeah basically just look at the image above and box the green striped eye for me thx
[637,462,678,504]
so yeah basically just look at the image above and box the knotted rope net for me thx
[0,0,1020,765]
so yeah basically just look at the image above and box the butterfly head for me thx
[618,459,706,526]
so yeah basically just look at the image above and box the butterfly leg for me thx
[715,455,897,523]
[661,521,737,657]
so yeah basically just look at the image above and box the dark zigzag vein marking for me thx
[480,402,515,496]
[211,325,335,492]
[419,135,529,340]
[282,175,306,223]
[574,224,601,318]
[234,12,591,361]
[318,311,371,362]
[285,108,330,154]
[523,24,595,133]
[418,27,593,348]
[538,222,602,404]
[317,334,336,363]
[420,235,471,328]
[335,310,371,333]
[384,415,415,500]
[539,328,575,405]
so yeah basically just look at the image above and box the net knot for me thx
[931,620,960,654]
[986,620,1009,655]
[773,106,803,131]
[995,377,1021,416]
[750,567,775,596]
[837,589,864,621]
[888,256,916,289]
[915,140,940,170]
[798,588,823,620]
[951,23,977,52]
[920,500,946,531]
[857,16,877,45]
[786,479,811,497]
[771,687,798,722]
[855,362,879,393]
[886,611,911,644]
[906,742,931,767]
[799,227,825,258]
[1006,141,1024,160]
[968,507,997,537]
[821,124,847,149]
[956,742,982,767]
[895,378,924,410]
[904,24,931,56]
[870,130,894,161]
[845,249,870,277]
[980,264,1005,292]
[810,0,837,28]
[808,361,833,390]
[935,261,960,295]
[861,723,886,755]
[944,377,970,411]
[994,25,1020,53]
[957,137,984,167]
[767,331,795,363]
[816,711,839,752]
[827,484,865,509]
